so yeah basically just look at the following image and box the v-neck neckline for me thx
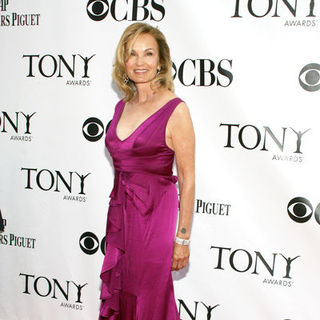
[115,98,178,143]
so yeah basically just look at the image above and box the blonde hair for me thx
[112,23,174,102]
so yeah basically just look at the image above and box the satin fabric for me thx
[99,98,182,320]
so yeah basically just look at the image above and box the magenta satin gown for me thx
[99,97,182,320]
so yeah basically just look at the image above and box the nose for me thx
[135,55,144,66]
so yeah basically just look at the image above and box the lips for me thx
[134,69,148,74]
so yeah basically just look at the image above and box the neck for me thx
[134,82,161,104]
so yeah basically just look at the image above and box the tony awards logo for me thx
[22,54,95,86]
[231,0,317,27]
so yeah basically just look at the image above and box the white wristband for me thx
[175,236,190,245]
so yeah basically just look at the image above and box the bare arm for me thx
[167,102,195,271]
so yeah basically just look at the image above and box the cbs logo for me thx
[299,63,320,92]
[172,59,233,87]
[82,117,111,142]
[287,197,320,224]
[79,232,106,255]
[86,0,165,22]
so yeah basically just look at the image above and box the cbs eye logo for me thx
[87,0,109,21]
[86,0,165,22]
[299,63,320,92]
[79,232,106,255]
[287,197,320,225]
[82,117,111,142]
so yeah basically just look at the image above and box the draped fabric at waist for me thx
[110,170,178,216]
[112,153,175,177]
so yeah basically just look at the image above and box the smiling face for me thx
[125,33,161,86]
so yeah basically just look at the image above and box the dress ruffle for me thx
[99,191,124,319]
[99,171,178,319]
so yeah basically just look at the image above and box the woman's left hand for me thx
[171,243,190,271]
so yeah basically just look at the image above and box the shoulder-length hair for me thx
[112,22,174,102]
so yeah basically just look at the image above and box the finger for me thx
[171,258,178,271]
[176,258,184,270]
[174,257,183,271]
[177,257,189,270]
[180,260,187,270]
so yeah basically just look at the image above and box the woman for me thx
[100,22,195,319]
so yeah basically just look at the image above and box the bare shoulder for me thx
[167,100,194,137]
[169,101,192,124]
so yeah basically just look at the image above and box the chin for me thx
[133,78,154,85]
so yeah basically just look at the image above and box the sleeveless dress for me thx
[99,97,183,320]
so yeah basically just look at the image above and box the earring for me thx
[156,67,161,75]
[123,73,129,84]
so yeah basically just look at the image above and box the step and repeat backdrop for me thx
[1,0,320,319]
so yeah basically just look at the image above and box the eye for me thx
[287,197,313,223]
[146,51,154,56]
[79,232,99,255]
[82,117,104,142]
[299,63,320,92]
[86,0,109,21]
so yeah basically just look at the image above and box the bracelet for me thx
[175,236,190,245]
